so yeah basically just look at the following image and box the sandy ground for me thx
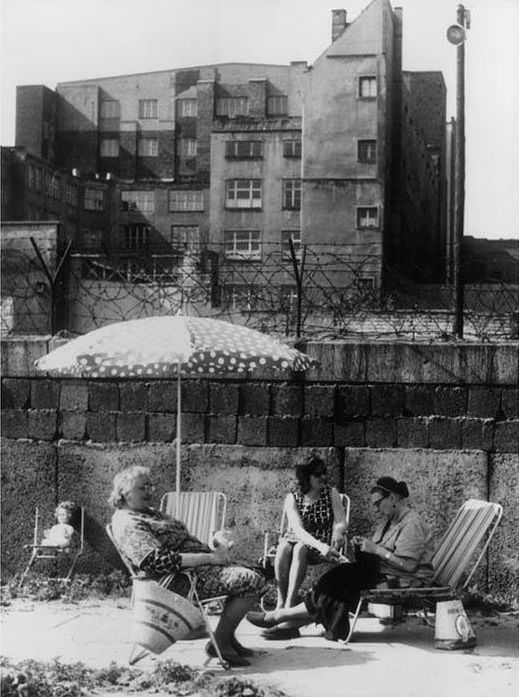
[1,597,518,697]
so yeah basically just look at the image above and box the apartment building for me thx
[7,0,447,308]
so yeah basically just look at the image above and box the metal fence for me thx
[1,243,517,342]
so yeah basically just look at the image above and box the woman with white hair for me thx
[109,465,267,667]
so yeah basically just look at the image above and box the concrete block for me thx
[494,421,519,453]
[428,417,461,449]
[488,453,519,602]
[501,388,519,419]
[180,413,206,443]
[27,409,57,440]
[396,418,429,448]
[1,409,28,439]
[305,342,367,382]
[60,382,89,411]
[271,384,303,416]
[120,382,148,411]
[207,416,237,443]
[59,411,87,441]
[116,412,146,442]
[461,419,494,451]
[1,337,49,377]
[334,419,365,447]
[0,439,56,577]
[336,386,370,417]
[148,381,177,412]
[86,412,117,443]
[237,417,268,446]
[31,379,60,409]
[88,382,119,411]
[491,344,519,384]
[365,418,396,447]
[148,412,176,442]
[404,385,435,416]
[467,387,501,418]
[182,380,208,412]
[209,383,239,415]
[434,387,467,417]
[267,417,299,447]
[304,385,335,417]
[301,418,333,446]
[239,383,270,416]
[371,385,404,416]
[2,378,30,408]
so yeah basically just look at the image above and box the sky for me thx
[1,0,518,240]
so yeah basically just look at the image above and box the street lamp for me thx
[447,4,470,338]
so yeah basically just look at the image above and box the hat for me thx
[372,476,409,499]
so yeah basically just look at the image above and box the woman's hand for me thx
[211,545,231,565]
[353,536,378,555]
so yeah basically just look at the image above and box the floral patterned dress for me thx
[111,507,267,600]
[283,485,335,564]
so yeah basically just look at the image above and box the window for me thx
[46,172,61,199]
[84,188,104,211]
[99,100,120,119]
[28,164,36,190]
[177,99,197,117]
[224,230,261,260]
[225,179,262,209]
[82,228,102,249]
[357,140,377,164]
[283,140,301,158]
[169,190,204,211]
[225,140,262,159]
[216,97,249,117]
[138,137,158,157]
[356,206,379,228]
[139,99,158,119]
[171,225,200,253]
[281,230,302,260]
[65,182,79,206]
[282,179,301,210]
[178,138,197,158]
[267,95,288,116]
[121,190,155,212]
[359,76,377,99]
[100,138,119,157]
[34,167,43,191]
[224,285,260,311]
[124,224,150,250]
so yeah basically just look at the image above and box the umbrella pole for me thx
[176,363,181,517]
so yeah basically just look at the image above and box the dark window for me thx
[225,141,263,158]
[283,141,302,158]
[358,140,377,164]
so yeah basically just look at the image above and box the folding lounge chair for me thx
[343,498,503,644]
[19,506,85,589]
[261,493,351,610]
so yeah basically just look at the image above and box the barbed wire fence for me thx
[1,241,517,342]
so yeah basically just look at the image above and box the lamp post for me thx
[447,5,470,338]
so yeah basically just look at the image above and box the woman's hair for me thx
[371,476,409,499]
[54,500,77,521]
[108,465,151,509]
[294,454,327,495]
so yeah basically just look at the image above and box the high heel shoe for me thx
[231,637,254,657]
[205,641,250,667]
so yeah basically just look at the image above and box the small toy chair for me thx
[18,506,85,589]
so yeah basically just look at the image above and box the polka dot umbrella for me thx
[35,315,319,495]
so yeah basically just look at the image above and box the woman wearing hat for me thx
[247,476,434,641]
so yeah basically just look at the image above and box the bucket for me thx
[132,579,205,655]
[434,598,477,650]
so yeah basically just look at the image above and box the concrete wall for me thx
[1,339,517,601]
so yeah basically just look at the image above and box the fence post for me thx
[30,237,72,335]
[289,240,306,338]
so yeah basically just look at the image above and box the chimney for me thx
[331,9,347,42]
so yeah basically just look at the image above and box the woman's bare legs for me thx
[286,542,308,608]
[274,539,294,609]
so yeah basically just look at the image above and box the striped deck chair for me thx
[344,499,503,644]
[159,491,227,547]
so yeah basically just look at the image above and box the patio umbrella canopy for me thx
[35,315,319,496]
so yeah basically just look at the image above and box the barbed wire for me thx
[1,243,517,342]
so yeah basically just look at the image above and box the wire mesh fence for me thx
[1,242,517,342]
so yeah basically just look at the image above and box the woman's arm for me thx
[356,538,418,573]
[140,542,230,577]
[330,488,348,547]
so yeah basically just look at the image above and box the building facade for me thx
[4,0,447,319]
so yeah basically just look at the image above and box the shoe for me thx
[261,626,301,640]
[246,611,278,629]
[205,641,250,667]
[231,637,254,657]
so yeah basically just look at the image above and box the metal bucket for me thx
[132,579,205,655]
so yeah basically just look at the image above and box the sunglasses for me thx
[312,471,327,478]
[138,483,155,493]
[372,493,389,509]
